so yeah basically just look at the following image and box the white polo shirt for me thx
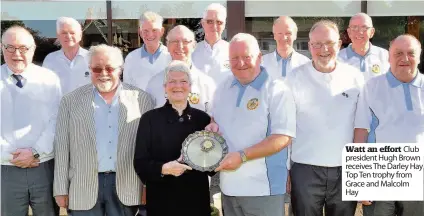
[123,44,171,90]
[287,62,364,167]
[262,50,310,80]
[192,40,232,85]
[338,43,389,82]
[211,67,296,196]
[145,65,216,112]
[355,70,424,143]
[42,47,90,95]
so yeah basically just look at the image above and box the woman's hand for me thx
[161,156,192,177]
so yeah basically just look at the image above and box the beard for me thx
[95,76,115,93]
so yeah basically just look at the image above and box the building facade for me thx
[1,0,424,71]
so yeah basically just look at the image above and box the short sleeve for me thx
[354,81,372,130]
[269,80,296,138]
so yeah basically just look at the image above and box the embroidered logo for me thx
[247,98,259,110]
[189,93,200,104]
[371,64,380,74]
[85,71,90,77]
[223,60,230,69]
[342,92,349,98]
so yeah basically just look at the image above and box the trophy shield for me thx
[181,130,228,172]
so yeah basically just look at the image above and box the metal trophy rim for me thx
[181,130,228,172]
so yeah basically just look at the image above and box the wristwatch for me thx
[31,148,40,159]
[238,150,248,163]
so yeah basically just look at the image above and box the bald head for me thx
[1,26,35,46]
[389,34,422,81]
[166,25,195,43]
[273,16,298,34]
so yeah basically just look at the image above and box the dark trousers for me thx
[291,163,357,216]
[362,202,375,216]
[374,201,424,216]
[1,159,59,216]
[68,173,137,216]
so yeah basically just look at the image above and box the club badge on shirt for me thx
[371,64,380,74]
[222,60,230,69]
[189,93,200,104]
[85,71,90,77]
[247,98,259,110]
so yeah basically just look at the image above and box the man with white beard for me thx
[286,20,363,216]
[53,44,154,216]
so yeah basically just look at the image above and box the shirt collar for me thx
[231,66,269,91]
[60,47,85,59]
[7,65,30,79]
[204,39,224,50]
[386,69,424,88]
[140,44,164,58]
[346,43,378,59]
[163,99,193,123]
[275,50,294,62]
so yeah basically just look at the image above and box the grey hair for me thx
[166,25,196,44]
[350,13,373,27]
[87,44,124,68]
[390,34,422,54]
[1,26,35,46]
[139,11,164,28]
[273,16,298,34]
[202,3,227,20]
[230,33,261,56]
[163,60,192,85]
[309,20,340,40]
[56,17,82,34]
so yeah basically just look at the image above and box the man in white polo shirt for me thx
[123,11,171,91]
[43,17,90,95]
[354,34,424,216]
[338,13,390,157]
[286,20,362,216]
[262,16,310,80]
[206,33,296,216]
[192,3,231,85]
[146,25,216,111]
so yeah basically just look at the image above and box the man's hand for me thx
[286,174,291,194]
[10,148,37,168]
[55,195,69,208]
[162,156,192,177]
[215,152,243,172]
[205,122,220,134]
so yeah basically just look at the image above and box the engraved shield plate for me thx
[181,130,228,172]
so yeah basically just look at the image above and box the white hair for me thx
[230,33,261,56]
[56,17,82,34]
[273,16,298,34]
[166,25,196,44]
[163,60,192,85]
[1,26,35,46]
[139,11,164,28]
[202,3,227,20]
[87,44,124,68]
[350,13,373,27]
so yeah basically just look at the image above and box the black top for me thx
[134,100,213,216]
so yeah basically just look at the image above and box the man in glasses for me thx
[53,44,154,216]
[43,17,91,95]
[338,14,390,215]
[286,20,362,216]
[192,3,231,85]
[1,26,62,216]
[123,11,171,91]
[146,25,216,111]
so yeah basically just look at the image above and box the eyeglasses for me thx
[230,55,252,63]
[349,25,372,32]
[310,41,338,49]
[2,45,33,54]
[168,40,192,46]
[167,80,190,85]
[206,19,224,25]
[91,66,119,74]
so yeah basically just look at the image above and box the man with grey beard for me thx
[53,44,154,216]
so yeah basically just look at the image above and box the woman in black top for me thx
[134,60,213,216]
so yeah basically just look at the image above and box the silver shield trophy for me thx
[181,130,228,172]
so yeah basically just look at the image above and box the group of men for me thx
[1,2,423,216]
